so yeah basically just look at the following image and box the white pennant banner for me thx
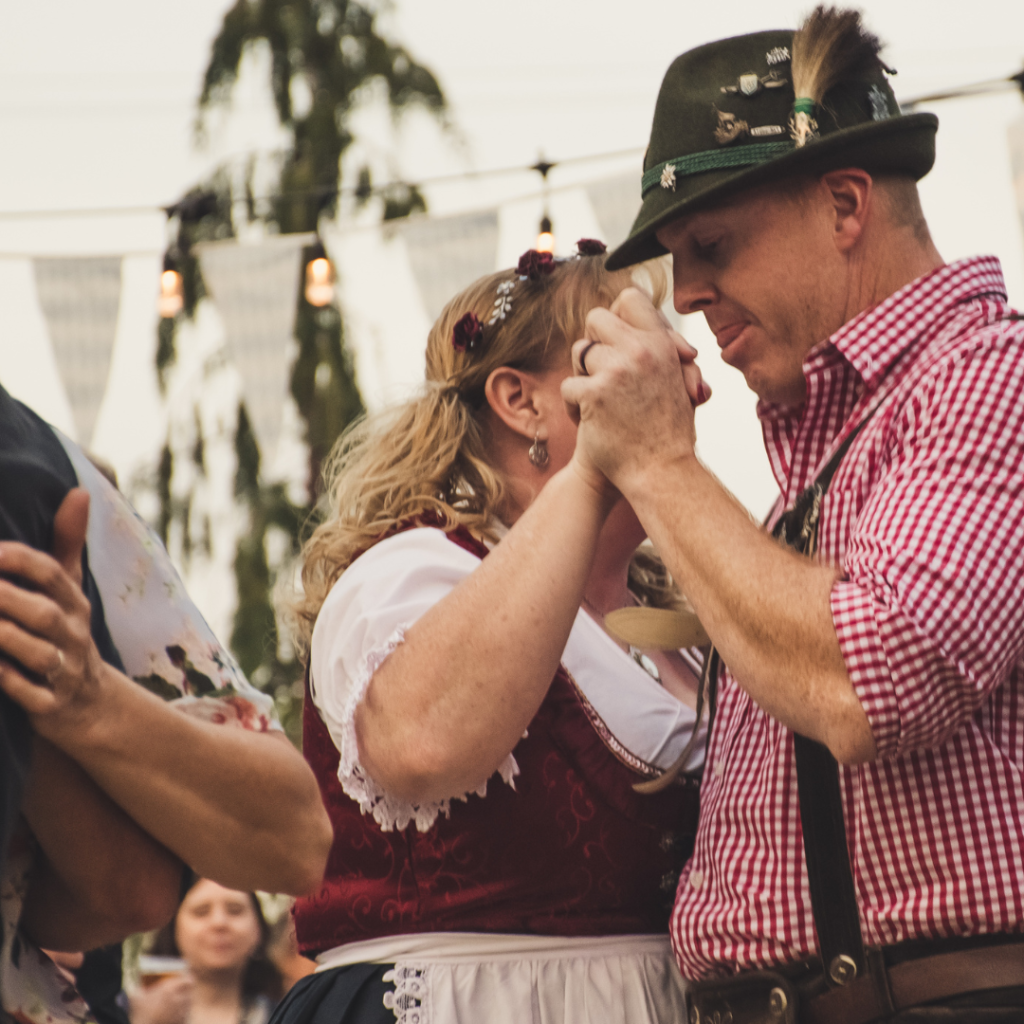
[586,173,641,250]
[401,209,500,322]
[32,256,122,449]
[1010,115,1024,242]
[198,235,311,464]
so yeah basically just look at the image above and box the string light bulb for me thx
[304,240,336,307]
[529,155,557,254]
[536,213,555,254]
[158,254,184,318]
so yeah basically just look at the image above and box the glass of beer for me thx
[137,955,188,989]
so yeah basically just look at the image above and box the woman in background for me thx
[276,242,709,1024]
[132,879,282,1024]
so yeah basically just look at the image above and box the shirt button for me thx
[689,869,704,890]
[713,761,725,778]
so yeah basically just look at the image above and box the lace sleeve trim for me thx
[334,624,520,833]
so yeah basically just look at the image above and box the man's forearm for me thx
[20,737,182,950]
[50,675,331,896]
[622,454,876,763]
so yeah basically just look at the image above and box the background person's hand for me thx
[0,489,110,744]
[562,288,708,493]
[130,974,194,1024]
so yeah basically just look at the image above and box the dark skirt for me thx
[268,966,396,1024]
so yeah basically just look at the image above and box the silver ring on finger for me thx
[578,339,600,377]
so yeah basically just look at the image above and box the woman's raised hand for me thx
[0,489,109,743]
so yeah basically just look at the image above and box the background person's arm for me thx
[19,736,182,951]
[0,491,332,897]
[2,641,332,898]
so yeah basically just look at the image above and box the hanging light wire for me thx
[0,145,645,222]
[900,67,1024,110]
[4,63,1022,225]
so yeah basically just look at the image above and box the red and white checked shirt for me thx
[671,256,1024,980]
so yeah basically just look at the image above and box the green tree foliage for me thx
[199,0,444,234]
[155,1,446,743]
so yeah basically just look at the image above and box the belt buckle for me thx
[687,969,799,1024]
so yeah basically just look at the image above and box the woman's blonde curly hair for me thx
[286,251,675,659]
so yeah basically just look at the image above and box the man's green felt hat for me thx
[605,29,938,271]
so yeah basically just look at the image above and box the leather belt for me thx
[804,942,1024,1024]
[687,939,1024,1024]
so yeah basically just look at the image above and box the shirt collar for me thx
[757,255,1007,423]
[828,255,1006,389]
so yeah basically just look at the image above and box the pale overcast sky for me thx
[2,0,1022,250]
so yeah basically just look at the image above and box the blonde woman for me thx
[279,243,708,1024]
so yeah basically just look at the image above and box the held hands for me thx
[0,489,109,744]
[562,288,709,496]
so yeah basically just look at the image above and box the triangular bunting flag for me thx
[32,257,122,448]
[1010,115,1024,242]
[401,210,499,322]
[198,235,311,465]
[586,174,641,250]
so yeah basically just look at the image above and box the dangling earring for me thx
[528,433,550,469]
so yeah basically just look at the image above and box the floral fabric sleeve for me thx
[1,824,92,1024]
[55,432,279,730]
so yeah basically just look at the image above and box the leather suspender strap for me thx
[791,734,865,986]
[698,419,874,985]
[770,418,874,988]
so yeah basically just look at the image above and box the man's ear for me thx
[484,367,542,439]
[820,168,872,254]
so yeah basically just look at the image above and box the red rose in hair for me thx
[516,249,555,280]
[452,312,483,353]
[576,238,607,256]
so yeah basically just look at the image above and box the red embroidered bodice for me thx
[294,528,699,955]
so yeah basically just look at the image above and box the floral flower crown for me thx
[451,239,607,353]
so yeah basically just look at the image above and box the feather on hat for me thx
[790,6,885,146]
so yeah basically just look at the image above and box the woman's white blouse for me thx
[309,527,703,833]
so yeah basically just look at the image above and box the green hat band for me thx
[641,141,794,197]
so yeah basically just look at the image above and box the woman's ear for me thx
[484,367,542,439]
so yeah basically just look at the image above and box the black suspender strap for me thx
[702,417,875,985]
[791,735,865,985]
[770,418,874,987]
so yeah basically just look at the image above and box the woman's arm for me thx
[0,491,332,897]
[355,465,615,804]
[19,736,182,951]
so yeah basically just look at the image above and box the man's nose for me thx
[673,277,717,315]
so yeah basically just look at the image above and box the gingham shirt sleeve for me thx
[832,333,1024,758]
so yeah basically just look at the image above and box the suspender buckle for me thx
[828,954,858,985]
